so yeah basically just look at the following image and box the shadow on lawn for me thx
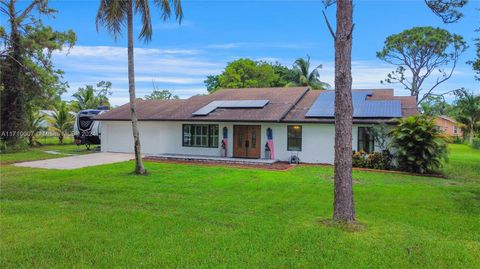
[317,218,366,233]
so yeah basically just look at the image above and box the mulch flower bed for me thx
[143,157,295,171]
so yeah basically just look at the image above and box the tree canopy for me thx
[469,25,480,81]
[71,81,112,111]
[204,57,329,93]
[420,95,454,116]
[452,89,480,143]
[425,0,468,23]
[218,59,279,89]
[48,101,74,144]
[377,26,467,104]
[0,0,76,143]
[144,90,179,100]
[290,56,330,90]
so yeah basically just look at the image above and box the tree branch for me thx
[322,10,336,40]
[417,57,457,104]
[0,5,8,16]
[347,24,355,39]
[17,0,41,22]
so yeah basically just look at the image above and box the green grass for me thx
[0,145,479,268]
[0,144,93,165]
[35,136,75,145]
[443,144,480,183]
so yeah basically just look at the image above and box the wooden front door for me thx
[233,125,261,158]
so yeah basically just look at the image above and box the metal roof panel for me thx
[192,99,269,116]
[305,91,402,118]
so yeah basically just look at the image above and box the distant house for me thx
[434,115,463,138]
[95,87,417,164]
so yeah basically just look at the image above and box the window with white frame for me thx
[287,125,302,151]
[182,124,219,148]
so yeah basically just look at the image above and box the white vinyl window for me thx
[183,124,219,148]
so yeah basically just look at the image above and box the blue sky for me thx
[16,0,480,105]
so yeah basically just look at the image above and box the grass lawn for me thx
[0,144,479,268]
[443,144,480,183]
[0,144,94,165]
[36,136,75,145]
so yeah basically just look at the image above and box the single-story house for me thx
[434,115,463,138]
[95,87,417,164]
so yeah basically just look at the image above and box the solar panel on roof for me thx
[305,91,402,118]
[192,100,270,116]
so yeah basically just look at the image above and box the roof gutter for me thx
[277,87,310,122]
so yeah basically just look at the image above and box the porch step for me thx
[146,154,277,165]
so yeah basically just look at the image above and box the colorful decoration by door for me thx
[222,127,228,157]
[266,128,274,159]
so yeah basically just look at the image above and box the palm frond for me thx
[96,0,128,39]
[135,0,153,41]
[154,0,183,23]
[294,57,309,78]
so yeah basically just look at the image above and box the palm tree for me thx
[96,0,183,175]
[49,102,74,144]
[25,108,47,146]
[71,82,112,111]
[453,90,480,144]
[72,86,97,111]
[290,55,330,90]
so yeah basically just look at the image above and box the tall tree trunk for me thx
[333,0,355,223]
[127,2,147,175]
[0,1,25,144]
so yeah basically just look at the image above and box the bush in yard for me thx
[0,139,29,153]
[352,150,368,168]
[472,137,480,149]
[366,151,392,170]
[389,115,448,174]
[352,150,391,170]
[453,136,464,144]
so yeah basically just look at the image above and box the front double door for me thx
[233,125,261,158]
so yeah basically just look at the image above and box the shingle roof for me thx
[437,115,458,123]
[96,87,308,122]
[95,87,418,123]
[95,99,187,121]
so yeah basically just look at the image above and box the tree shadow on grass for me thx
[317,218,366,233]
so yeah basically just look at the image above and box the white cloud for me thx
[207,43,240,49]
[256,57,280,62]
[55,45,219,104]
[311,60,392,90]
[86,75,204,85]
[206,41,319,50]
[58,45,200,58]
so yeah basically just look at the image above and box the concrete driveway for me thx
[14,152,134,170]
